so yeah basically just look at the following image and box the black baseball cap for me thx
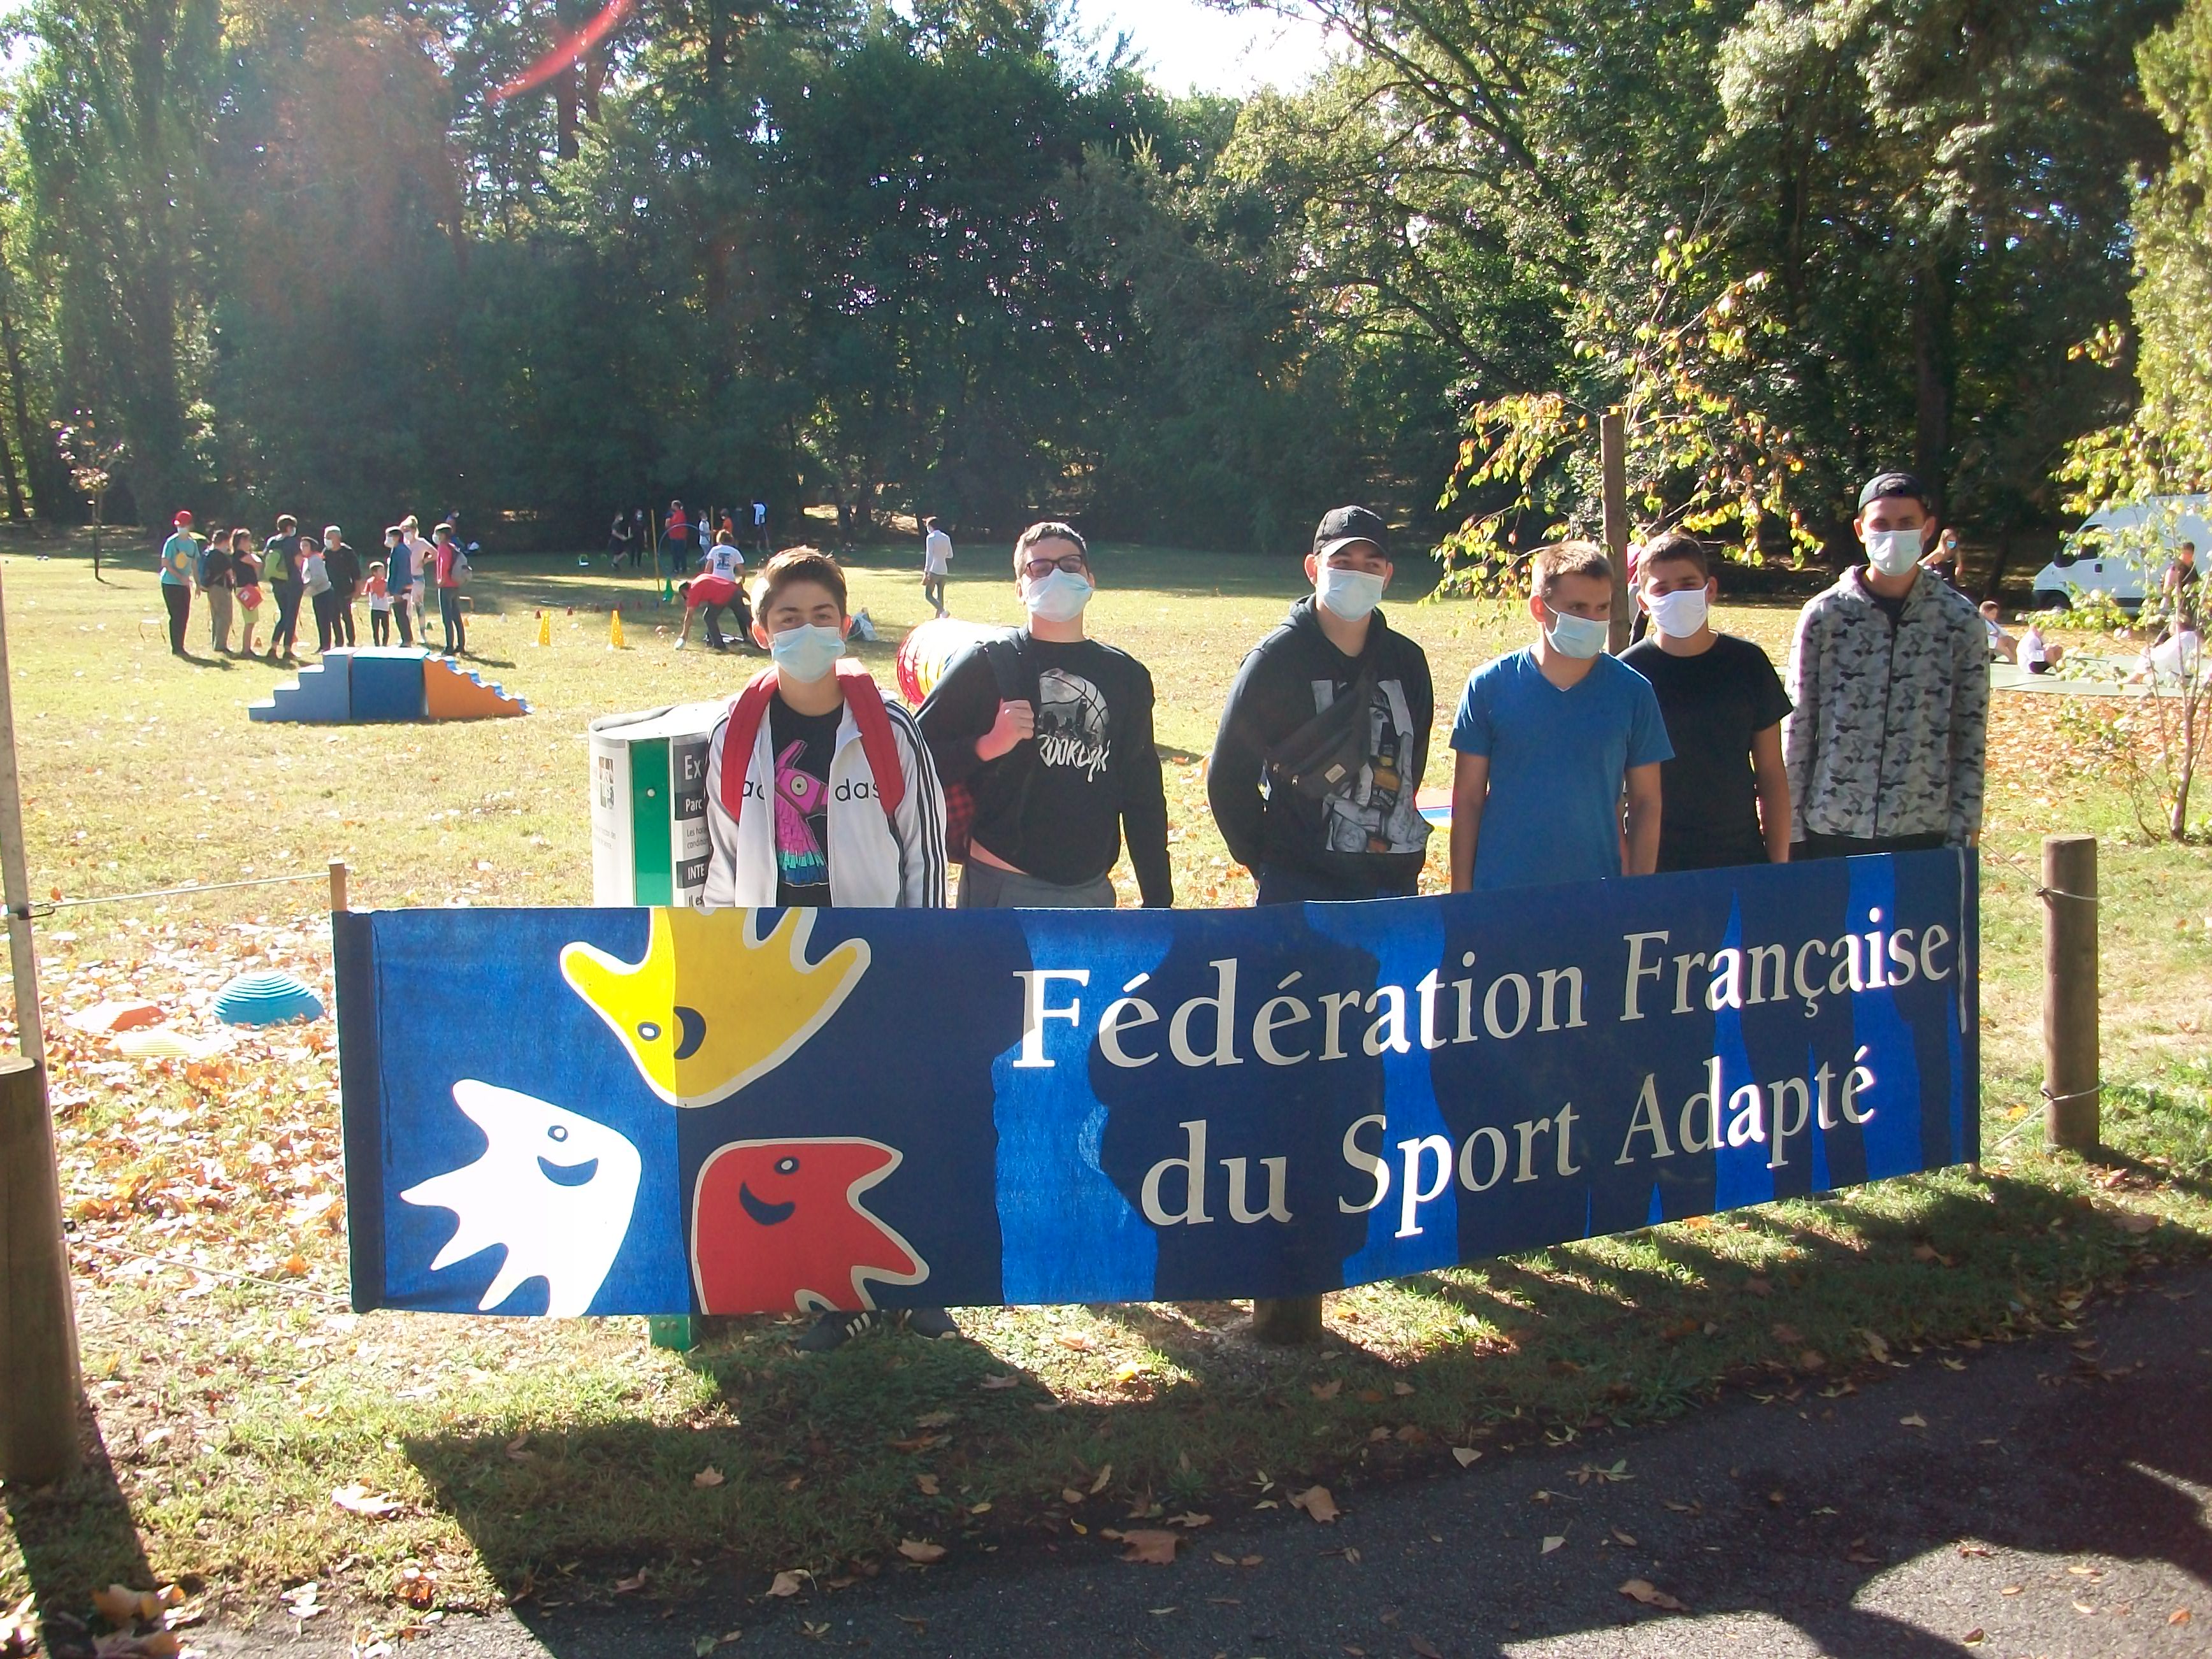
[1314,505,1390,560]
[1858,471,1930,511]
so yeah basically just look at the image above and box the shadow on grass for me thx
[392,1165,2210,1638]
[4,1407,160,1658]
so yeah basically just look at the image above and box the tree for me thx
[52,412,125,578]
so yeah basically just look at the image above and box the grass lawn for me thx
[3,530,2209,1651]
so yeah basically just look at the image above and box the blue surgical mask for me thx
[1316,564,1386,621]
[1024,569,1093,623]
[769,624,845,684]
[1542,604,1610,659]
[1864,528,1922,578]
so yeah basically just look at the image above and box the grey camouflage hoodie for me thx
[1783,566,1988,845]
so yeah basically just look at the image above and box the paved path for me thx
[198,1269,2212,1659]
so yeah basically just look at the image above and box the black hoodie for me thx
[1207,596,1433,896]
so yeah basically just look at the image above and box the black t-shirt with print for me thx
[1620,633,1793,872]
[767,694,840,907]
[917,634,1173,905]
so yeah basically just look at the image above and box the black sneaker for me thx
[902,1307,961,1340]
[794,1311,882,1353]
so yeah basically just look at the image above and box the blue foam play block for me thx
[248,654,353,723]
[350,648,431,722]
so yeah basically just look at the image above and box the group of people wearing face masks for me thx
[693,479,1986,1350]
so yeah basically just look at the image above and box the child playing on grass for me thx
[366,561,392,645]
[232,531,264,657]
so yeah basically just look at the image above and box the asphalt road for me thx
[194,1268,2212,1659]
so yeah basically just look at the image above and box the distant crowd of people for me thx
[159,510,473,662]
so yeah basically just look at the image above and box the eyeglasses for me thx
[1022,555,1088,578]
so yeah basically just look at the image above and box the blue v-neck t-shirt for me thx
[1449,648,1673,891]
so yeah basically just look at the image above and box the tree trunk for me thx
[1912,265,1955,515]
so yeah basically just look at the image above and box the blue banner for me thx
[335,851,1979,1316]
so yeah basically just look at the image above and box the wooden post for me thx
[1251,1295,1325,1346]
[328,859,348,915]
[1601,409,1632,654]
[1,1056,79,1484]
[2042,835,2100,1153]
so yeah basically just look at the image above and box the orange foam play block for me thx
[422,657,530,719]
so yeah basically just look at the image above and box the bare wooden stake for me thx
[2041,834,2100,1153]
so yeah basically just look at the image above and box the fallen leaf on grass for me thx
[979,1374,1021,1391]
[915,1474,939,1496]
[1799,1349,1828,1373]
[331,1484,403,1517]
[1540,1536,1565,1555]
[504,1433,533,1462]
[1311,1379,1342,1400]
[1956,1542,1992,1558]
[1771,1323,1804,1346]
[1168,1512,1212,1528]
[1618,1579,1686,1612]
[1962,1628,1985,1646]
[614,1570,649,1594]
[1392,1381,1415,1396]
[1089,1462,1114,1494]
[2170,1607,2192,1625]
[1115,1530,1181,1565]
[1862,1330,1891,1363]
[1290,1486,1339,1523]
[93,1586,161,1627]
[895,1614,927,1632]
[1899,1414,1928,1429]
[1409,1637,1444,1658]
[914,1411,956,1429]
[1744,1276,1772,1297]
[1612,1528,1638,1546]
[766,1571,807,1598]
[896,1540,946,1564]
[1451,1447,1481,1467]
[1060,1487,1085,1506]
[693,1467,726,1489]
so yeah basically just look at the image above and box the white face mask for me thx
[1316,564,1386,622]
[768,623,845,684]
[1646,587,1710,639]
[1023,569,1093,623]
[1542,605,1610,659]
[1864,527,1923,578]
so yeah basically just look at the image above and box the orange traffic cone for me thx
[609,610,627,650]
[536,612,551,648]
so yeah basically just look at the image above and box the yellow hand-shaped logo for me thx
[561,907,871,1107]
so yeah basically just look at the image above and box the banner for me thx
[336,851,1978,1316]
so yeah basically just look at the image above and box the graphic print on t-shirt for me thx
[1035,669,1111,782]
[1318,679,1429,856]
[772,740,830,894]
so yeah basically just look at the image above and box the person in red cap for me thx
[159,512,198,657]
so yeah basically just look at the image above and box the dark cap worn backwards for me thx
[1314,505,1390,560]
[1858,471,1930,511]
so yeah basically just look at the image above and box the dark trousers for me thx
[440,587,464,654]
[1254,864,1417,905]
[311,589,341,652]
[393,594,413,645]
[334,596,356,647]
[371,609,391,645]
[271,580,303,656]
[161,584,190,654]
[1795,830,1949,861]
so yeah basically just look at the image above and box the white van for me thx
[2031,495,2211,610]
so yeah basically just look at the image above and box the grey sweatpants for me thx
[205,585,234,653]
[958,863,1116,910]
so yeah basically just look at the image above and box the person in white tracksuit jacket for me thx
[697,549,953,1350]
